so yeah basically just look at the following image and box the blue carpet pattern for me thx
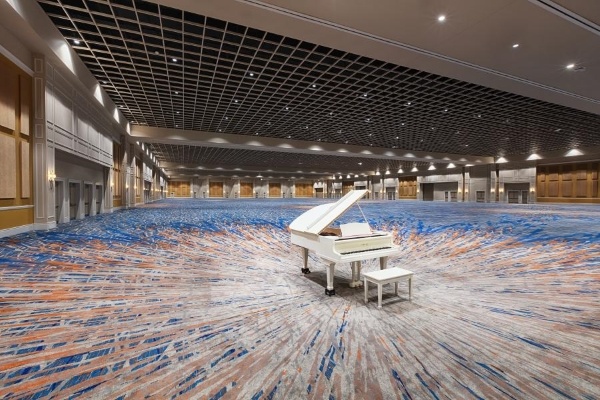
[0,199,599,399]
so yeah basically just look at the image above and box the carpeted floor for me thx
[0,199,598,399]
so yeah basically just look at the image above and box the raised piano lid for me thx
[289,189,369,235]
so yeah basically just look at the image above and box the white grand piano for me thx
[289,189,400,296]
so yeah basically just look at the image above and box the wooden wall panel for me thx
[399,177,417,198]
[21,142,30,198]
[0,53,33,228]
[209,181,223,197]
[269,183,281,197]
[295,183,313,197]
[537,163,600,203]
[0,135,17,199]
[0,67,17,131]
[240,182,253,197]
[342,181,353,195]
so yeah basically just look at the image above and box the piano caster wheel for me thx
[301,268,311,274]
[325,288,336,296]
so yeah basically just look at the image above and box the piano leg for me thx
[301,247,311,274]
[325,262,336,296]
[349,261,363,288]
[380,256,388,270]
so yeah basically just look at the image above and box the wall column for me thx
[32,55,56,230]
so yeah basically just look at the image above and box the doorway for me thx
[69,182,80,220]
[55,180,64,223]
[422,183,434,201]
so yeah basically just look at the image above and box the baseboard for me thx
[0,224,35,238]
[34,222,57,232]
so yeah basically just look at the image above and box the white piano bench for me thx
[363,267,413,309]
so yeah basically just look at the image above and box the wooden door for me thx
[240,182,253,197]
[269,182,281,197]
[209,181,223,197]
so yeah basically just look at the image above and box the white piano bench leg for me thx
[325,288,336,296]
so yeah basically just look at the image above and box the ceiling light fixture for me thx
[512,43,519,48]
[362,94,368,98]
[249,72,254,77]
[566,63,575,70]
[437,15,446,22]
[447,163,456,169]
[172,58,178,62]
[398,168,403,173]
[385,170,390,175]
[411,167,418,172]
[428,165,436,170]
[73,39,80,45]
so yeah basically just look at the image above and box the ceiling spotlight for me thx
[172,58,178,62]
[249,72,254,77]
[428,165,436,170]
[358,162,362,165]
[285,107,289,111]
[512,43,519,48]
[398,168,403,173]
[405,102,411,106]
[73,39,81,45]
[311,84,317,88]
[362,94,368,98]
[566,63,575,70]
[385,170,390,175]
[395,137,399,140]
[437,15,446,22]
[411,167,418,172]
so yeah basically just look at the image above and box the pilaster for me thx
[32,55,56,230]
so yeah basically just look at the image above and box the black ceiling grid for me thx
[37,0,600,168]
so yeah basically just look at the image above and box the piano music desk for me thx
[363,267,413,308]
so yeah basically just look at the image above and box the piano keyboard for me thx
[340,246,392,255]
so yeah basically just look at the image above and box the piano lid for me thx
[289,189,369,235]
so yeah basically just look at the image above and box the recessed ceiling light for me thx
[174,91,179,94]
[176,111,180,114]
[172,58,178,62]
[358,162,362,165]
[285,107,289,111]
[73,39,81,45]
[437,15,446,22]
[311,84,317,88]
[443,108,448,112]
[218,129,222,132]
[234,100,239,103]
[154,50,160,55]
[287,135,291,139]
[225,117,229,120]
[405,102,411,106]
[411,167,418,172]
[362,94,368,98]
[249,72,254,77]
[566,63,575,69]
[395,137,399,140]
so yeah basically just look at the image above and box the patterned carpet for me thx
[0,199,598,399]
